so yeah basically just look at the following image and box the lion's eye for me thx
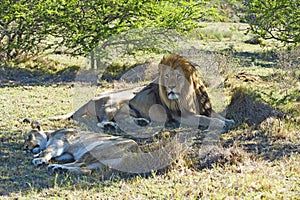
[164,74,169,79]
[177,74,182,80]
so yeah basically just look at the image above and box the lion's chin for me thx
[167,92,179,100]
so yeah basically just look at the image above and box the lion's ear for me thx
[31,121,42,131]
[22,118,32,124]
[28,133,35,140]
[160,54,172,65]
[158,63,166,73]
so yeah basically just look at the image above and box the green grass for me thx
[1,22,300,199]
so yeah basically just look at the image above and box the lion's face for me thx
[158,55,201,114]
[24,129,47,154]
[160,66,187,100]
[159,55,196,102]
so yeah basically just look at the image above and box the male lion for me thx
[49,54,232,133]
[114,54,234,134]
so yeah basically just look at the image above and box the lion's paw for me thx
[224,119,235,132]
[133,118,150,126]
[47,164,69,173]
[97,121,118,130]
[47,164,90,174]
[209,119,225,130]
[209,118,235,133]
[32,157,48,166]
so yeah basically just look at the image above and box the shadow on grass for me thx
[0,65,80,87]
[232,50,277,68]
[234,133,299,161]
[0,48,280,88]
[224,87,300,161]
[0,141,53,196]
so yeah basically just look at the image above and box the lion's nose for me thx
[24,145,33,153]
[169,85,176,90]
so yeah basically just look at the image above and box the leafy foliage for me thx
[0,0,49,60]
[0,0,220,61]
[244,0,300,44]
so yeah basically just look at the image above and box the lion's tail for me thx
[47,112,75,121]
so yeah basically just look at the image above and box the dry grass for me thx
[1,66,299,199]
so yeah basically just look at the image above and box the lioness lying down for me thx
[24,122,180,174]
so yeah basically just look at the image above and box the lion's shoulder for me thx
[129,81,163,119]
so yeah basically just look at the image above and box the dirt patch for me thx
[188,143,249,170]
[226,87,284,127]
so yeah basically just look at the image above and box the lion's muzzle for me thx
[167,87,180,100]
[167,91,180,100]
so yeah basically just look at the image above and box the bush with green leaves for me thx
[0,0,220,61]
[244,0,300,45]
[0,0,48,61]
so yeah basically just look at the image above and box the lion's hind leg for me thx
[47,162,90,175]
[47,161,104,175]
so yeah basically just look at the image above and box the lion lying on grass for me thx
[24,121,180,174]
[50,54,233,133]
[125,54,233,131]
